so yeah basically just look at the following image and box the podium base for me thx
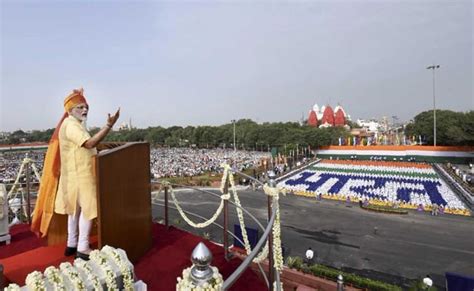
[0,234,11,245]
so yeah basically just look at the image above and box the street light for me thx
[426,64,440,146]
[231,119,236,152]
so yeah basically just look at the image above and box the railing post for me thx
[164,185,169,229]
[337,274,344,291]
[267,171,276,291]
[223,175,230,261]
[190,242,214,286]
[25,158,32,225]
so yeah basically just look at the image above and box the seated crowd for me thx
[1,148,271,183]
[279,159,469,215]
[150,148,270,178]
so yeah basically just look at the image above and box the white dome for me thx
[312,103,320,113]
[317,105,326,120]
[334,105,347,117]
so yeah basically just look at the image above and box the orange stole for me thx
[31,113,67,237]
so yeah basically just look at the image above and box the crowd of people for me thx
[280,159,468,213]
[0,151,45,184]
[0,148,271,183]
[150,147,270,178]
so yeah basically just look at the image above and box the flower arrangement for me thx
[25,271,46,291]
[102,245,134,291]
[176,265,223,291]
[59,262,86,291]
[44,266,66,290]
[4,283,21,291]
[74,258,102,290]
[89,249,119,290]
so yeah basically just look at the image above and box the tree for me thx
[405,110,473,146]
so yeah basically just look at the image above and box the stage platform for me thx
[0,223,266,290]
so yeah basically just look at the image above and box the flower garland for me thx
[90,249,118,290]
[44,266,66,291]
[176,265,223,291]
[59,262,86,291]
[170,182,230,229]
[4,284,21,291]
[222,164,269,263]
[74,259,102,290]
[152,181,169,202]
[25,271,46,291]
[102,245,134,291]
[44,266,67,291]
[263,184,285,272]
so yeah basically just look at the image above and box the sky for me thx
[1,0,472,131]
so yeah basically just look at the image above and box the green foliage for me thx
[405,110,473,146]
[286,256,402,291]
[3,119,353,148]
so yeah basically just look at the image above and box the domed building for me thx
[334,105,347,126]
[308,110,318,127]
[321,105,335,126]
[307,103,348,128]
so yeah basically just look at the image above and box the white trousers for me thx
[67,207,92,252]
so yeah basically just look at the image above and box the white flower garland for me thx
[4,283,21,291]
[262,184,285,272]
[170,183,230,229]
[25,271,46,291]
[90,249,119,291]
[59,262,86,291]
[221,164,270,263]
[44,266,66,291]
[176,265,223,291]
[74,258,102,290]
[102,245,134,291]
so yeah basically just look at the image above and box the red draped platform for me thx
[0,223,266,290]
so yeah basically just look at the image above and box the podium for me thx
[47,142,152,262]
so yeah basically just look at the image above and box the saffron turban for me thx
[64,88,88,112]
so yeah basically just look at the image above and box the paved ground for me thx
[152,187,474,289]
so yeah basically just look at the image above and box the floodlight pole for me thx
[232,119,236,152]
[426,64,440,147]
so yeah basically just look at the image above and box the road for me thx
[151,187,474,289]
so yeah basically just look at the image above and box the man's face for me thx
[70,103,89,122]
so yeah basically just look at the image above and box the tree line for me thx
[3,110,472,148]
[404,110,473,146]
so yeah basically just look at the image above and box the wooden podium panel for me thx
[95,142,152,262]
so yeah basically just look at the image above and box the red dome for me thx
[321,106,335,126]
[334,108,346,126]
[307,110,318,127]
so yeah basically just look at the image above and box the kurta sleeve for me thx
[65,122,91,147]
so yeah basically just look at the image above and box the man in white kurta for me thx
[54,88,119,260]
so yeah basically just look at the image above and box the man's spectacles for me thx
[75,105,89,110]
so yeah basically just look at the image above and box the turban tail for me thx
[30,112,68,237]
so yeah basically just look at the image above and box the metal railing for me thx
[2,156,42,225]
[152,168,282,290]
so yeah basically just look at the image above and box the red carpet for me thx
[0,224,45,259]
[0,224,267,290]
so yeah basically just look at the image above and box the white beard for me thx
[81,119,88,131]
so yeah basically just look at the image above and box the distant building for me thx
[307,103,349,128]
[118,118,133,131]
[356,119,380,133]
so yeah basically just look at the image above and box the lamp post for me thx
[426,64,440,146]
[231,119,236,152]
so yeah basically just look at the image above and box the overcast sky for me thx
[1,0,472,132]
